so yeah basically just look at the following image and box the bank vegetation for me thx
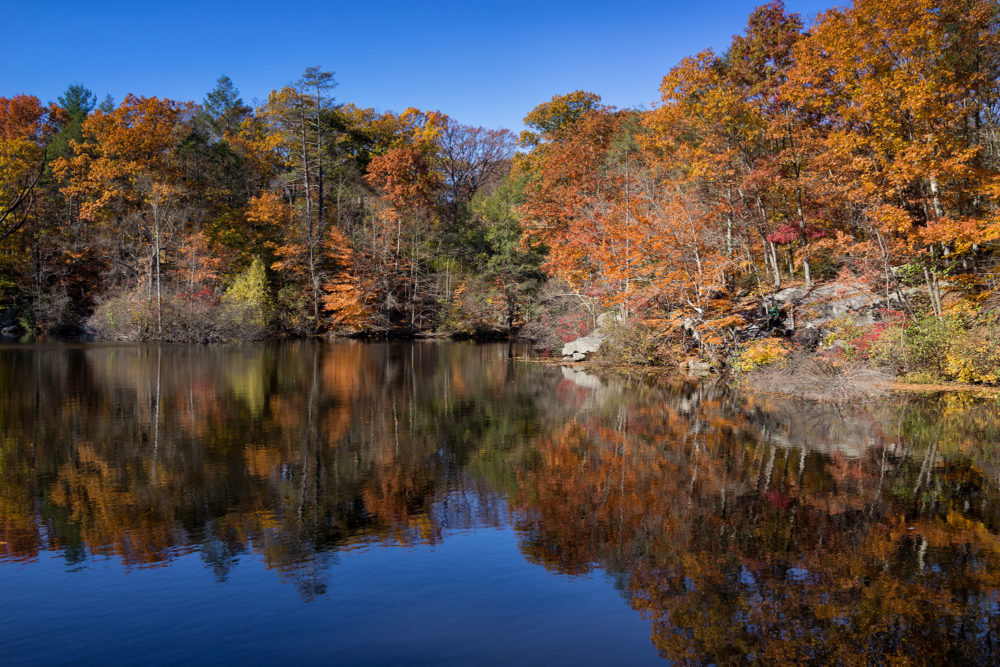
[1,0,999,386]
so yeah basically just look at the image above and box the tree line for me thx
[0,70,532,339]
[517,0,1000,368]
[1,0,998,370]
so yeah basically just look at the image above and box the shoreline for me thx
[516,355,1000,398]
[3,334,998,397]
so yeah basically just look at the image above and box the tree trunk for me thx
[298,98,316,331]
[154,214,162,339]
[795,186,812,287]
[923,265,942,318]
[314,86,325,332]
[769,240,781,289]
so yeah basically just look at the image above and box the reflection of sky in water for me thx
[3,530,659,665]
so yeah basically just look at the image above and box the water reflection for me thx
[1,341,999,662]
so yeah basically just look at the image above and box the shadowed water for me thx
[2,341,1000,664]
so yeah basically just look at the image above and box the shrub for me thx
[222,257,271,329]
[89,289,156,340]
[944,327,1000,384]
[867,313,962,379]
[88,281,269,343]
[842,311,1000,385]
[734,338,791,372]
[437,276,507,336]
[519,280,595,353]
[823,316,873,358]
[275,285,311,335]
[599,319,672,366]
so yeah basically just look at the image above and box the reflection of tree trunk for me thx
[393,397,399,455]
[763,443,775,491]
[913,437,939,502]
[410,345,417,435]
[298,344,321,523]
[867,446,889,520]
[618,409,627,551]
[152,345,161,477]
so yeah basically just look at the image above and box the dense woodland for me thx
[2,0,1000,381]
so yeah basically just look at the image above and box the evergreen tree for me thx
[200,75,250,139]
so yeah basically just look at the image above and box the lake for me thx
[2,341,1000,664]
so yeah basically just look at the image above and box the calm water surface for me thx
[2,341,1000,664]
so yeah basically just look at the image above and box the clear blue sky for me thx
[4,0,836,131]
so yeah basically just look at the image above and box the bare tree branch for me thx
[0,154,46,244]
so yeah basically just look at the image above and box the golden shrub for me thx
[734,338,790,372]
[944,328,1000,385]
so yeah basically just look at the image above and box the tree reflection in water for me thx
[1,341,999,661]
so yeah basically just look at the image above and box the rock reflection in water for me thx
[1,341,999,662]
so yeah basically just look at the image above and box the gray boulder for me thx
[561,334,604,361]
[686,360,712,374]
[771,283,917,328]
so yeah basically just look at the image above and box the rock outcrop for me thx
[771,282,915,328]
[560,310,626,361]
[562,334,604,361]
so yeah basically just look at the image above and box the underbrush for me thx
[89,287,269,342]
[829,311,1000,386]
[89,259,271,342]
[518,280,595,354]
[598,319,676,366]
[744,352,891,401]
[733,338,791,372]
[436,276,513,338]
[734,308,1000,391]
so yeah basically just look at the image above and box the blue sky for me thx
[4,0,836,131]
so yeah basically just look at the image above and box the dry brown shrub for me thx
[746,352,891,402]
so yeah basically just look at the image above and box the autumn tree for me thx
[786,0,1000,311]
[438,119,515,225]
[265,67,339,332]
[54,94,192,337]
[361,108,445,329]
[519,100,652,324]
[519,90,604,148]
[0,95,64,244]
